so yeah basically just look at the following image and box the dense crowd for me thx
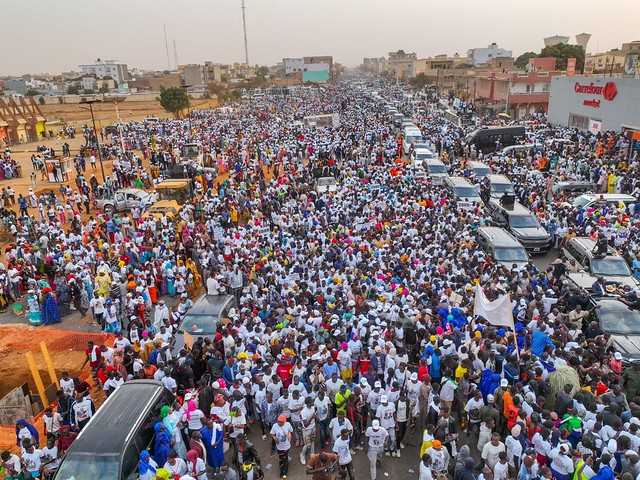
[1,78,640,480]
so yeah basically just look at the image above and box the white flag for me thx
[473,284,515,329]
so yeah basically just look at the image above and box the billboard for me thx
[624,54,638,77]
[566,58,577,76]
[588,118,601,135]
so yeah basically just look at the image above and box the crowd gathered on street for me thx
[2,76,640,480]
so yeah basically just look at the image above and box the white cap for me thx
[380,395,388,403]
[410,372,418,381]
[487,394,495,403]
[500,379,509,387]
[372,419,380,429]
[360,378,368,385]
[614,352,623,360]
[374,381,382,388]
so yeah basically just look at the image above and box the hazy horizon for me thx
[4,0,640,76]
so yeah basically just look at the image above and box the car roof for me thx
[150,200,180,209]
[486,174,512,183]
[468,161,490,168]
[478,227,521,247]
[187,294,235,315]
[116,188,147,195]
[489,199,531,215]
[63,381,169,456]
[577,193,636,201]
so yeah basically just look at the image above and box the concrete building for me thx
[362,57,385,73]
[283,58,305,74]
[79,60,129,84]
[472,69,562,119]
[467,43,512,67]
[387,50,417,79]
[547,75,640,134]
[181,64,209,87]
[205,62,225,83]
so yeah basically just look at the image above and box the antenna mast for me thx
[163,23,171,70]
[173,40,179,70]
[241,0,249,65]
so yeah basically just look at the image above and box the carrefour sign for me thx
[574,81,617,107]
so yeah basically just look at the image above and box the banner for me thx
[588,119,602,135]
[566,58,577,77]
[473,285,515,328]
[624,54,638,77]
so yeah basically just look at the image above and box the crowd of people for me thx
[1,77,640,480]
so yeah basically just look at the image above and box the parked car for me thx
[173,294,238,355]
[593,298,640,363]
[562,237,639,288]
[141,200,182,220]
[96,189,157,215]
[315,176,338,193]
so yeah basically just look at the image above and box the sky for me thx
[4,0,640,76]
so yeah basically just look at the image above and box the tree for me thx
[67,85,80,95]
[515,52,538,70]
[539,44,585,72]
[38,96,45,105]
[409,73,431,90]
[256,66,269,78]
[158,86,189,118]
[25,88,40,96]
[455,63,474,69]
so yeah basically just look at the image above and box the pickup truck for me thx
[96,188,157,215]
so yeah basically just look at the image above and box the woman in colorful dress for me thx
[26,289,42,326]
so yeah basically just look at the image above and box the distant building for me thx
[79,60,129,84]
[181,64,209,86]
[0,97,47,144]
[467,43,513,67]
[528,57,557,72]
[362,57,385,73]
[204,62,226,83]
[387,50,417,79]
[282,57,333,83]
[543,36,570,47]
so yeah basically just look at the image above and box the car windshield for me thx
[454,187,480,199]
[473,168,492,177]
[509,215,540,228]
[599,306,640,334]
[415,151,435,160]
[179,314,220,335]
[318,178,336,186]
[150,207,177,215]
[494,247,528,262]
[492,183,514,194]
[55,454,121,480]
[591,257,632,276]
[428,164,447,174]
[572,195,592,207]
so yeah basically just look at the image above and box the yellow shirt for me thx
[455,365,468,381]
[335,390,352,413]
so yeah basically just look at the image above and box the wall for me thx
[0,384,31,425]
[548,76,640,131]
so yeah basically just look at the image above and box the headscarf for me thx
[139,450,156,476]
[156,468,170,480]
[187,449,199,466]
[160,405,170,419]
[154,422,164,433]
[185,400,197,420]
[15,419,39,446]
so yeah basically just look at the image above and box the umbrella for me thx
[497,113,511,119]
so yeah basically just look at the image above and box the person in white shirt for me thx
[270,415,293,479]
[333,428,354,480]
[375,395,397,457]
[59,371,75,397]
[206,274,222,295]
[366,420,388,480]
[300,397,317,465]
[549,443,574,480]
[164,451,188,477]
[154,300,170,329]
[493,451,509,480]
[419,454,435,480]
[43,408,63,439]
[21,441,43,478]
[328,410,353,443]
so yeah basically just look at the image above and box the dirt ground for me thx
[39,97,217,132]
[0,325,112,450]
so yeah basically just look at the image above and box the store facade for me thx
[547,76,640,134]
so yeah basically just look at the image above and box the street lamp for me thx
[79,99,106,182]
[181,85,192,138]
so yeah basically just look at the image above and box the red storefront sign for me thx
[575,81,617,107]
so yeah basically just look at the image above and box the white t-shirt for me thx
[73,399,93,423]
[22,449,43,473]
[60,378,75,396]
[365,426,388,450]
[288,396,305,422]
[314,396,331,421]
[182,409,205,430]
[90,296,105,314]
[301,406,317,433]
[376,403,396,429]
[333,437,352,465]
[328,417,353,441]
[271,422,293,451]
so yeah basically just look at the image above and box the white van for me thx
[403,127,423,154]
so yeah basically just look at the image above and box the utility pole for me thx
[79,100,106,182]
[241,0,249,65]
